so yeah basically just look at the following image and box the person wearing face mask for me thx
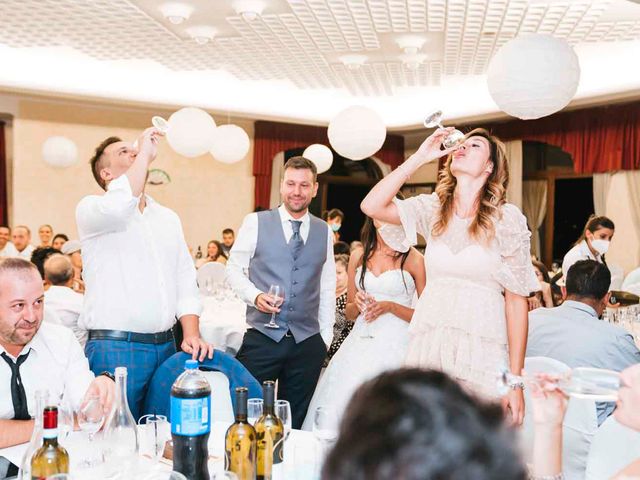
[562,215,615,281]
[326,208,344,244]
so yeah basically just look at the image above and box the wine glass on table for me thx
[247,398,263,426]
[423,110,465,149]
[312,406,339,461]
[264,284,284,329]
[76,395,105,467]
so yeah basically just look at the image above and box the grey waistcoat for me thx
[246,208,327,343]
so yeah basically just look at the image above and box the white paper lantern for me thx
[166,107,217,158]
[303,144,333,174]
[209,124,250,164]
[487,34,580,120]
[42,136,78,168]
[328,106,386,161]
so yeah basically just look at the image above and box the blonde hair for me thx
[431,128,509,244]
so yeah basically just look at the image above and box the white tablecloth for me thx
[1,421,321,479]
[198,296,248,354]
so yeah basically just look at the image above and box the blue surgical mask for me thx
[331,223,341,232]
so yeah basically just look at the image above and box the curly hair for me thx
[431,128,509,244]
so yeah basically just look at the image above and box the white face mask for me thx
[590,239,610,255]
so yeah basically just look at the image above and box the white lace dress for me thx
[379,193,539,399]
[301,267,416,430]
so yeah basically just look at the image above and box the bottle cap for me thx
[185,359,198,370]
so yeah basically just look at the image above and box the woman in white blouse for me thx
[562,215,615,278]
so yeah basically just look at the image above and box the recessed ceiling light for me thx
[159,2,194,25]
[185,26,217,44]
[339,55,367,70]
[233,0,266,22]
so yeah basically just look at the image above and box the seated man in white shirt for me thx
[11,226,34,261]
[0,226,18,258]
[43,254,86,346]
[0,258,114,477]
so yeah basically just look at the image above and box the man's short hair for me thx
[565,260,611,301]
[222,228,234,236]
[90,136,121,190]
[14,225,31,236]
[284,156,317,181]
[0,257,39,281]
[44,254,74,286]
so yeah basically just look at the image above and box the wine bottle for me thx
[609,290,640,307]
[30,406,69,479]
[19,390,49,479]
[225,387,257,480]
[255,381,284,480]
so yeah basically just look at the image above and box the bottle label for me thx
[171,395,211,436]
[43,427,58,440]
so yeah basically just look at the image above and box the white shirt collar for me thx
[277,204,310,226]
[578,240,599,261]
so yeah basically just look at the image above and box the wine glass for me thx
[132,116,170,149]
[76,395,105,467]
[264,284,284,329]
[359,290,375,339]
[313,406,338,463]
[275,400,292,442]
[423,110,465,149]
[247,398,263,426]
[138,414,170,462]
[56,398,74,444]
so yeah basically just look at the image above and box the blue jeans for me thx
[85,339,176,420]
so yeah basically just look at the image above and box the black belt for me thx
[88,328,174,345]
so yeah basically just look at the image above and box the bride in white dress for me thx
[302,216,425,430]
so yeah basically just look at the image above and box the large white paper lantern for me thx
[487,34,580,120]
[328,106,386,161]
[166,107,217,158]
[303,144,333,174]
[42,136,78,168]
[210,124,250,164]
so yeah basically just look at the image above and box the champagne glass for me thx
[264,284,284,329]
[359,290,375,339]
[247,398,263,426]
[132,116,170,149]
[312,407,338,460]
[423,110,465,149]
[76,395,105,467]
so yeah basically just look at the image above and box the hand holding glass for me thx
[359,290,375,339]
[76,395,105,467]
[424,110,465,149]
[264,285,284,329]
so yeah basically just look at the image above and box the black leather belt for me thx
[88,328,174,345]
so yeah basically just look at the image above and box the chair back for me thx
[197,262,226,293]
[200,371,234,424]
[520,356,598,480]
[585,415,640,480]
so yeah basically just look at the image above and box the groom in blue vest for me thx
[226,156,336,428]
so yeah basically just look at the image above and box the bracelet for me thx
[510,380,525,390]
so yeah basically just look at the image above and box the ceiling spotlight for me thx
[186,26,217,44]
[233,0,266,22]
[159,2,193,25]
[339,55,367,70]
[396,35,427,55]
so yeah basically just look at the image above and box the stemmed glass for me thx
[312,407,338,460]
[138,414,170,462]
[132,116,170,149]
[264,284,285,329]
[424,110,465,149]
[359,290,375,339]
[247,398,263,426]
[76,395,105,467]
[275,400,292,443]
[57,398,74,445]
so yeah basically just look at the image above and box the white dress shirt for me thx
[562,240,600,277]
[76,175,202,334]
[226,205,336,346]
[14,244,34,260]
[0,322,95,420]
[45,286,87,346]
[0,242,18,258]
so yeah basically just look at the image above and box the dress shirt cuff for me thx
[177,296,203,318]
[242,286,264,308]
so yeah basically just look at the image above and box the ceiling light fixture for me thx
[401,53,427,71]
[233,0,266,22]
[186,26,217,44]
[339,55,368,71]
[395,35,427,55]
[159,2,194,25]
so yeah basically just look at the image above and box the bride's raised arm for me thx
[360,128,455,224]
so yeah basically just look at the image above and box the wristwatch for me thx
[99,371,116,382]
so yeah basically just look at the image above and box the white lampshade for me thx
[166,107,217,158]
[303,144,333,174]
[328,106,386,161]
[210,124,250,164]
[487,34,580,120]
[42,136,78,168]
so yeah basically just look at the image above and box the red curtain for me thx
[253,120,404,209]
[482,102,640,174]
[0,122,7,225]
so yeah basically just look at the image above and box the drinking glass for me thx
[264,284,284,329]
[247,398,263,426]
[204,278,215,297]
[423,110,465,149]
[76,395,105,467]
[359,290,375,339]
[56,398,74,444]
[132,116,169,149]
[312,406,338,460]
[138,414,170,462]
[275,400,292,442]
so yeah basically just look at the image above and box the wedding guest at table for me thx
[322,368,527,480]
[43,254,86,346]
[37,224,53,248]
[61,239,84,293]
[51,233,69,251]
[333,241,350,256]
[30,246,60,281]
[11,226,35,260]
[221,228,235,257]
[527,260,640,425]
[76,129,211,419]
[196,240,228,268]
[528,260,555,310]
[0,258,114,477]
[325,208,344,243]
[227,156,335,429]
[324,254,350,366]
[0,226,17,258]
[562,215,614,279]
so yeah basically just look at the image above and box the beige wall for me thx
[3,95,255,251]
[604,172,640,275]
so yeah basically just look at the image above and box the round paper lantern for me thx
[487,34,580,120]
[303,144,333,174]
[166,107,217,158]
[42,136,78,168]
[328,106,386,161]
[210,124,250,164]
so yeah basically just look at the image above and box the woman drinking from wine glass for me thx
[361,128,539,425]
